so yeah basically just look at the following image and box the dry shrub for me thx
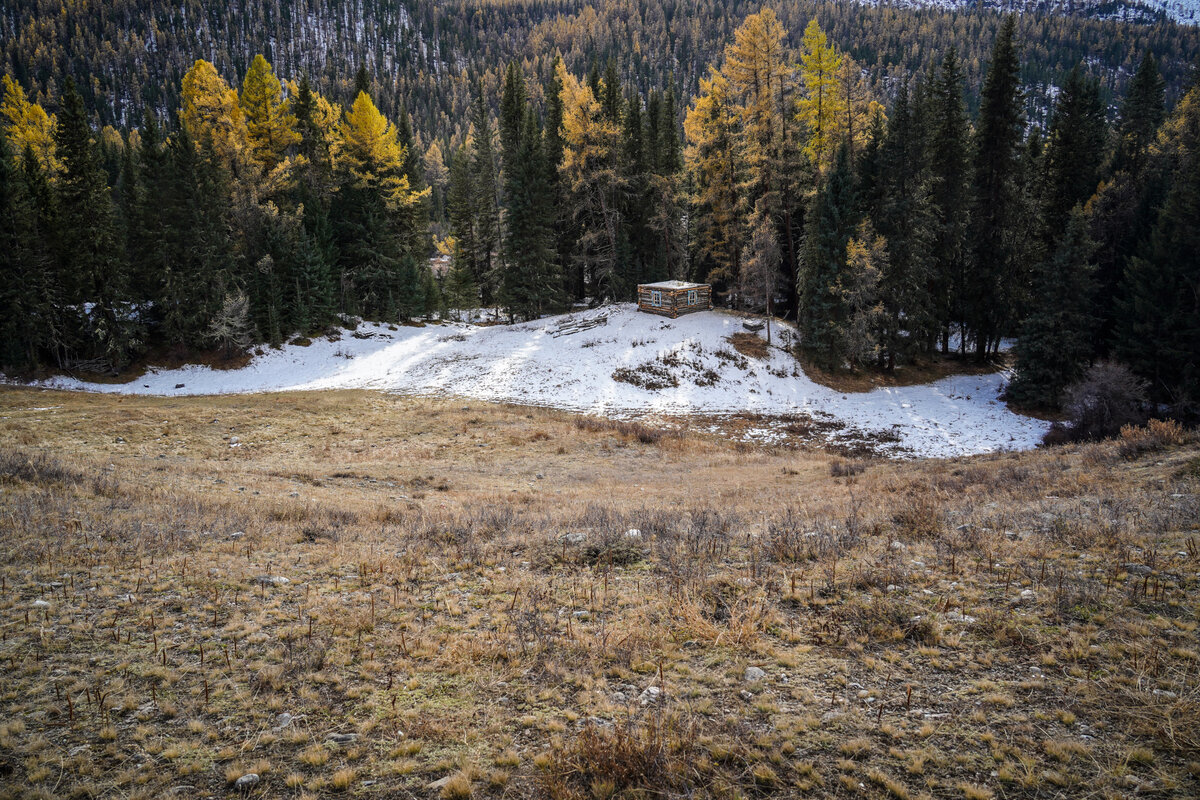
[1046,361,1148,445]
[891,490,944,540]
[836,596,941,645]
[0,448,84,486]
[573,416,681,445]
[539,716,697,799]
[1117,418,1187,459]
[830,459,867,478]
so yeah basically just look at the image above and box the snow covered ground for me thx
[31,305,1050,458]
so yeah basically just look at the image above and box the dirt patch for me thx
[800,351,1010,393]
[727,332,770,360]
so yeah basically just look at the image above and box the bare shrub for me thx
[540,716,698,798]
[1047,362,1148,444]
[830,459,867,478]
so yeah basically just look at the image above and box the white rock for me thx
[32,599,51,608]
[234,773,259,790]
[744,666,767,683]
[638,686,663,706]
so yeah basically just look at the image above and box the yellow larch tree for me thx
[0,75,58,174]
[180,59,251,179]
[240,54,299,174]
[798,19,845,174]
[334,91,427,211]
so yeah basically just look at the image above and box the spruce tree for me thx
[798,144,857,370]
[500,108,558,320]
[1116,86,1200,406]
[1041,65,1106,242]
[967,16,1026,361]
[927,47,971,353]
[54,77,138,370]
[1110,53,1166,179]
[469,84,501,305]
[1007,208,1097,409]
[0,129,54,372]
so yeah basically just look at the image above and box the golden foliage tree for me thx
[334,91,426,211]
[240,54,299,174]
[0,75,58,174]
[798,19,845,173]
[180,59,251,178]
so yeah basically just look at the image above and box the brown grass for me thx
[799,351,1007,393]
[0,386,1198,798]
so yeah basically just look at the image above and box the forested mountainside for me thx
[3,0,1199,142]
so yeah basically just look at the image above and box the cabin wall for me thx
[637,285,713,318]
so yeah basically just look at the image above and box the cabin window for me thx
[687,290,698,306]
[651,290,662,307]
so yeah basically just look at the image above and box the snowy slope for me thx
[32,306,1050,458]
[861,0,1199,24]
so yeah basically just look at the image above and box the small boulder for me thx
[638,686,664,706]
[561,532,587,545]
[744,666,767,683]
[234,773,260,791]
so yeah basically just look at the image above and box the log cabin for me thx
[636,281,712,318]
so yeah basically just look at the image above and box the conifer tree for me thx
[1110,53,1166,179]
[560,64,624,301]
[0,75,58,175]
[469,84,502,304]
[1007,208,1098,409]
[684,70,744,299]
[927,48,971,353]
[1041,65,1106,242]
[446,142,479,312]
[240,54,299,175]
[798,19,844,174]
[798,143,857,369]
[1116,84,1200,406]
[0,129,54,371]
[500,108,559,320]
[181,59,251,181]
[54,77,138,370]
[967,16,1026,360]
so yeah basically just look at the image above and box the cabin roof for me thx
[638,281,707,290]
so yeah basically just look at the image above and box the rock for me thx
[944,611,976,624]
[174,383,185,389]
[890,540,907,551]
[1123,563,1153,576]
[253,575,289,587]
[638,686,663,706]
[624,528,642,539]
[276,713,293,728]
[326,733,358,744]
[586,716,614,729]
[609,691,628,704]
[820,711,844,723]
[1014,589,1037,603]
[114,437,125,444]
[234,773,260,790]
[572,610,590,621]
[230,531,245,540]
[428,776,453,791]
[32,599,51,608]
[536,473,545,480]
[744,666,767,683]
[739,690,755,701]
[561,532,587,545]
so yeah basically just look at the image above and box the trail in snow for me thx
[31,305,1050,458]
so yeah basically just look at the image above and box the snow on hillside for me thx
[861,0,1199,24]
[33,305,1050,458]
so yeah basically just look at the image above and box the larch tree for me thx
[684,69,744,300]
[181,60,251,181]
[0,75,58,175]
[559,62,624,300]
[239,54,299,176]
[798,19,844,175]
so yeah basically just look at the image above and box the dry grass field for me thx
[1,386,1198,799]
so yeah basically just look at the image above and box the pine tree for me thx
[54,77,138,371]
[798,143,857,369]
[1110,53,1166,179]
[0,128,54,371]
[469,84,502,305]
[927,48,971,353]
[967,16,1027,360]
[500,108,559,320]
[240,54,299,175]
[1007,208,1098,409]
[1115,84,1200,407]
[446,142,479,312]
[1041,65,1106,242]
